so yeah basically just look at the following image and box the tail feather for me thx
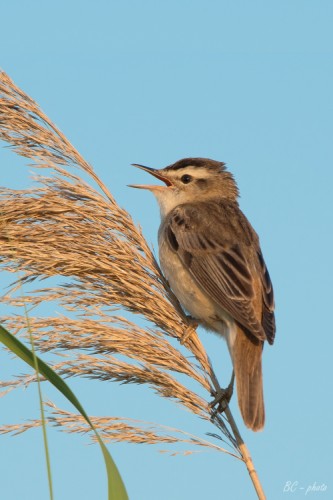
[232,327,265,431]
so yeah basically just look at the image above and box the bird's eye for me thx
[181,174,192,184]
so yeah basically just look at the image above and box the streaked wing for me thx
[165,203,274,342]
[257,249,275,344]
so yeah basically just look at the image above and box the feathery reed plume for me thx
[0,402,241,459]
[0,71,265,499]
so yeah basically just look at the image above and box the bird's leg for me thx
[179,315,199,345]
[209,371,235,415]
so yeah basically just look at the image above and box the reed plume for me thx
[0,71,265,498]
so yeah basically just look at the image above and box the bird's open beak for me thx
[128,164,173,191]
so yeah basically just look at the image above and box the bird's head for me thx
[129,157,239,217]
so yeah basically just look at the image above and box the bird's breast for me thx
[158,237,232,338]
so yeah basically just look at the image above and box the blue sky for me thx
[1,1,332,499]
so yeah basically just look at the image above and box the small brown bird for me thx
[130,158,275,431]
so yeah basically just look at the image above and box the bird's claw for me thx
[210,386,232,412]
[179,315,198,345]
[209,374,234,417]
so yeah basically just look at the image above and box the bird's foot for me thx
[179,316,199,345]
[209,373,235,417]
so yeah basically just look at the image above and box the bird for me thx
[129,157,275,431]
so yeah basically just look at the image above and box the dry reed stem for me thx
[0,70,265,497]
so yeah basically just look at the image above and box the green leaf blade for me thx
[0,324,129,500]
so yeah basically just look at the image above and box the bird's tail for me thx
[232,327,265,431]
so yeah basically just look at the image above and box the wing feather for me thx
[165,202,275,342]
